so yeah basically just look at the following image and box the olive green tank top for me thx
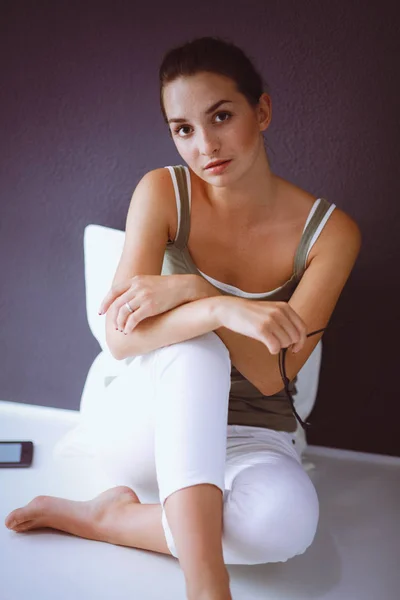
[161,165,336,433]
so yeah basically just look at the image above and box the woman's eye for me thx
[215,111,231,123]
[174,112,232,137]
[175,125,191,136]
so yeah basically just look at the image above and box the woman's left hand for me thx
[98,274,194,334]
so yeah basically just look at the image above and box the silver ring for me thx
[125,301,134,313]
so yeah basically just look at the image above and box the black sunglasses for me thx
[278,327,326,431]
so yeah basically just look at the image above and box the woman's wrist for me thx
[171,274,225,326]
[188,274,223,301]
[207,295,229,329]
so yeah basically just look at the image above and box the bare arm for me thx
[104,165,360,397]
[166,210,362,397]
[211,210,362,395]
[102,167,269,381]
[186,277,278,395]
[109,292,221,360]
[109,273,278,396]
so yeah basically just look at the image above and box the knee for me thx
[224,461,320,564]
[172,331,229,359]
[157,331,231,373]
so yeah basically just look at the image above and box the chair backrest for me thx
[84,224,125,351]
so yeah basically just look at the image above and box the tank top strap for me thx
[293,198,335,278]
[164,165,191,251]
[165,166,336,281]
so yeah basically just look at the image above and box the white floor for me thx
[1,400,399,600]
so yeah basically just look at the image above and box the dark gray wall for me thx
[1,0,399,456]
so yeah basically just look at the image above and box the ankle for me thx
[188,587,232,600]
[186,567,232,600]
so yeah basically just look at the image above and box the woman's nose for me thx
[198,130,220,156]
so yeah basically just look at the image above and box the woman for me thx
[5,37,361,600]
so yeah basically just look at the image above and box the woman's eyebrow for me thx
[168,99,233,124]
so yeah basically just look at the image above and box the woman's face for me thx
[163,72,271,184]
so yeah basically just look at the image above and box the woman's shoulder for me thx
[275,175,361,261]
[146,165,204,243]
[140,167,179,243]
[274,175,320,225]
[314,204,361,250]
[275,174,358,228]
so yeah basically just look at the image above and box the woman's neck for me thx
[195,152,280,228]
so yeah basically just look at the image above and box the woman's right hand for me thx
[214,296,307,355]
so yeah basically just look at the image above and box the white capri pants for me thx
[89,332,319,565]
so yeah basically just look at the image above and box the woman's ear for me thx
[258,92,272,132]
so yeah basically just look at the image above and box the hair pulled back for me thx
[158,36,270,126]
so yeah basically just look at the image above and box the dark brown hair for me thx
[159,36,270,127]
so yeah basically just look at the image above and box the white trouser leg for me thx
[152,329,319,564]
[152,332,232,555]
[221,430,320,564]
[89,331,231,506]
[88,349,161,501]
[89,333,319,565]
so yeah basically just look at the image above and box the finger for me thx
[99,281,130,314]
[281,304,307,352]
[99,289,121,315]
[123,306,148,334]
[290,316,307,352]
[274,311,303,351]
[113,292,139,328]
[113,289,138,312]
[267,321,293,353]
[260,330,281,355]
[116,298,141,331]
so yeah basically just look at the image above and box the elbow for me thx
[110,346,126,361]
[260,383,273,397]
[106,341,125,361]
[105,318,132,360]
[106,331,142,361]
[252,378,273,397]
[105,333,127,361]
[260,378,282,397]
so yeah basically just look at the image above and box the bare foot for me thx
[4,486,140,543]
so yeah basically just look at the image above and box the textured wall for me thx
[1,0,399,456]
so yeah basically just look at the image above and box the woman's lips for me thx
[205,160,232,174]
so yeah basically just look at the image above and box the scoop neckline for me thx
[196,264,297,297]
[177,165,321,297]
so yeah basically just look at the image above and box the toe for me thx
[5,496,48,530]
[8,519,28,532]
[13,520,36,532]
[5,511,20,529]
[6,511,28,530]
